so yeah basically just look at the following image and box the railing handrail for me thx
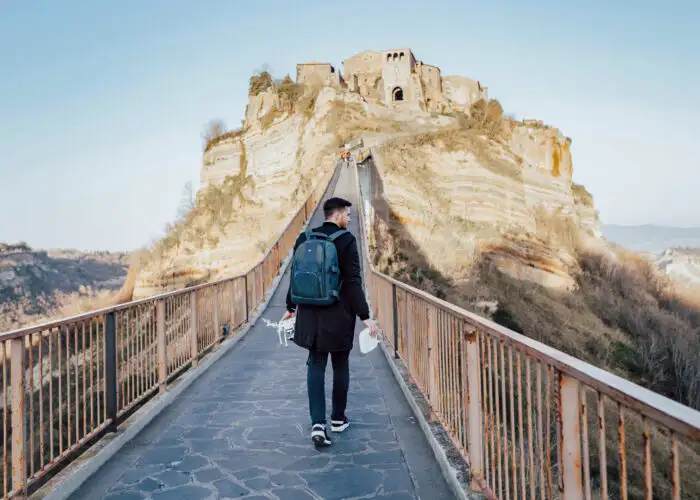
[0,168,334,341]
[354,149,700,442]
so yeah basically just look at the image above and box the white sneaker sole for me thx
[311,426,331,447]
[312,434,332,447]
[331,421,349,433]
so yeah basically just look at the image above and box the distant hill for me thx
[601,224,700,253]
[0,242,129,332]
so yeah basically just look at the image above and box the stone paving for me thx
[72,167,453,499]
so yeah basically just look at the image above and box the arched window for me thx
[392,87,404,101]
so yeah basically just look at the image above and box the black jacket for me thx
[286,221,370,352]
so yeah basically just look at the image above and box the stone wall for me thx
[296,63,335,86]
[442,76,488,112]
[416,62,445,112]
[343,50,382,98]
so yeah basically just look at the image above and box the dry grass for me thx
[379,115,522,182]
[533,206,582,254]
[572,182,594,207]
[254,71,322,130]
[325,100,403,147]
[204,128,243,153]
[201,119,245,153]
[467,98,507,140]
[249,70,273,96]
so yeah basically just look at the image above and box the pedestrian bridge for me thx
[2,161,700,499]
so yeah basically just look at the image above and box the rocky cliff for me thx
[368,108,601,290]
[128,61,602,300]
[130,85,353,298]
[651,247,700,286]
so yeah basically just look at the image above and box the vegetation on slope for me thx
[202,119,243,153]
[372,203,700,499]
[379,99,523,182]
[249,71,322,129]
[0,245,129,331]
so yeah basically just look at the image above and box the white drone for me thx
[262,317,295,347]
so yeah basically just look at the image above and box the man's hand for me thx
[363,318,378,337]
[282,310,295,321]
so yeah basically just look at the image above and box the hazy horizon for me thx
[1,0,698,251]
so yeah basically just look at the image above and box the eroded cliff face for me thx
[368,114,601,290]
[129,69,601,300]
[131,87,353,298]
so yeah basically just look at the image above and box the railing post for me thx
[157,300,167,394]
[105,311,117,430]
[464,324,485,491]
[213,285,221,348]
[244,274,249,323]
[10,338,26,493]
[392,284,399,359]
[190,290,198,367]
[560,373,583,499]
[427,306,438,418]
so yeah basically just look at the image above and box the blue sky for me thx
[1,0,698,251]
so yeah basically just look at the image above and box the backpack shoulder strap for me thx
[328,229,350,242]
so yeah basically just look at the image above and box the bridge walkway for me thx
[71,167,454,499]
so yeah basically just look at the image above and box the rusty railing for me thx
[354,161,700,500]
[0,167,336,497]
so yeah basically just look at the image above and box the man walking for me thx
[282,196,377,447]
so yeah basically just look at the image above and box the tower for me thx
[380,49,415,104]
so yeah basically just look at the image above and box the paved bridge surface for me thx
[72,167,454,499]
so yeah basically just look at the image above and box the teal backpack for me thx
[290,229,349,306]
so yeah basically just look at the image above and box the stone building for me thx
[294,48,488,113]
[296,62,341,87]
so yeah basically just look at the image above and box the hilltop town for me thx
[296,48,488,114]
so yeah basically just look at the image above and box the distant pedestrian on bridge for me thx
[282,196,377,447]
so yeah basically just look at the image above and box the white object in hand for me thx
[358,327,381,354]
[262,318,295,347]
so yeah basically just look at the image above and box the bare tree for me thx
[176,181,196,221]
[202,119,227,150]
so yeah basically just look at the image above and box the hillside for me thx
[602,223,700,253]
[0,242,129,331]
[651,247,700,286]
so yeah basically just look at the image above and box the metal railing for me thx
[354,160,700,500]
[0,167,336,497]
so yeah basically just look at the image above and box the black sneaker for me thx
[331,418,350,433]
[311,423,331,447]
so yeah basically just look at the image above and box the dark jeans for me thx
[307,350,350,425]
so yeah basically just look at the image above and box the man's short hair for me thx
[323,197,352,219]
